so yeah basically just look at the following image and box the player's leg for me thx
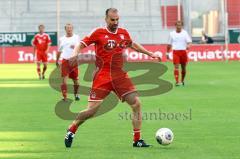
[61,59,70,100]
[36,62,41,79]
[180,51,188,86]
[65,101,102,148]
[173,51,181,86]
[180,63,187,85]
[69,65,80,101]
[36,52,42,79]
[72,79,80,101]
[174,64,181,86]
[114,75,150,147]
[72,101,101,128]
[65,78,111,148]
[41,53,48,79]
[42,62,47,79]
[124,92,151,147]
[61,76,68,100]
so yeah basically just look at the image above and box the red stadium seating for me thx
[227,0,240,27]
[161,5,183,28]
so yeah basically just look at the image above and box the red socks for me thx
[174,69,179,83]
[133,128,141,142]
[69,124,78,134]
[174,69,187,83]
[61,84,67,99]
[73,84,79,95]
[181,70,186,82]
[61,84,79,99]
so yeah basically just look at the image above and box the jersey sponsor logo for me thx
[104,40,117,51]
[103,39,132,51]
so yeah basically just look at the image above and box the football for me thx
[155,128,174,145]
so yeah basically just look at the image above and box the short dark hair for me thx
[175,20,184,26]
[38,24,45,29]
[64,23,73,30]
[105,8,118,17]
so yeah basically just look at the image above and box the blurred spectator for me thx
[201,31,214,44]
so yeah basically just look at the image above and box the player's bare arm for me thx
[33,45,37,55]
[166,44,172,60]
[56,51,62,67]
[186,43,191,50]
[69,42,86,66]
[45,43,51,54]
[131,42,161,61]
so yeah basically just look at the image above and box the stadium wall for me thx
[1,44,240,64]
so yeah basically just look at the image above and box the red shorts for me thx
[36,52,48,63]
[173,50,188,64]
[89,70,136,102]
[61,59,79,80]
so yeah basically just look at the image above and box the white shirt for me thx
[168,30,192,50]
[58,34,80,60]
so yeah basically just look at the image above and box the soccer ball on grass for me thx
[155,128,174,145]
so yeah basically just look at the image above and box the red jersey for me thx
[32,33,52,52]
[81,27,132,71]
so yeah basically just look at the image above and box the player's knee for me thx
[73,80,79,85]
[131,97,141,110]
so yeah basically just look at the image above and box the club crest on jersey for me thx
[120,34,124,40]
[104,40,116,51]
[119,40,132,49]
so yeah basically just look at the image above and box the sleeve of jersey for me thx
[125,29,133,43]
[186,32,192,43]
[80,28,98,47]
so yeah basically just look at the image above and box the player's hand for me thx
[149,52,161,62]
[166,53,170,60]
[69,55,79,67]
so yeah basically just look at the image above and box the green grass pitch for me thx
[0,62,240,159]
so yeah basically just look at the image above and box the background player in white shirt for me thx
[56,23,80,101]
[167,21,192,86]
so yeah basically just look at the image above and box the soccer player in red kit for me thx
[64,8,161,148]
[167,21,192,86]
[32,24,52,80]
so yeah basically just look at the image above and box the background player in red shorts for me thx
[32,24,52,80]
[56,23,80,101]
[64,8,161,148]
[167,21,192,86]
